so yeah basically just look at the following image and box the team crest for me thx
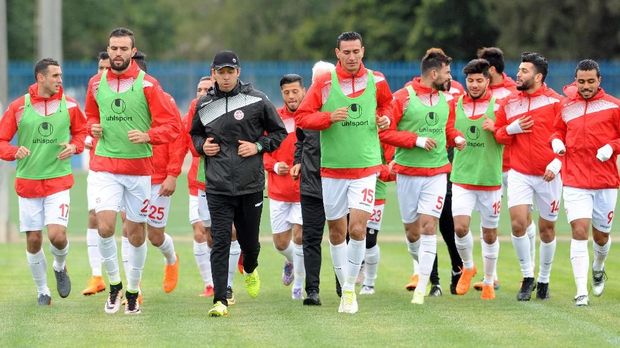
[234,110,244,120]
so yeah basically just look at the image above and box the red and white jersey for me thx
[263,106,300,202]
[495,84,562,176]
[151,93,186,185]
[490,74,518,172]
[552,87,620,189]
[184,98,204,196]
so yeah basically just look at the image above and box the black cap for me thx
[212,50,240,70]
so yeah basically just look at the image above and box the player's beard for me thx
[516,77,534,91]
[111,57,131,72]
[433,79,451,92]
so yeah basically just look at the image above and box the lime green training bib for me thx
[95,70,152,159]
[394,86,449,168]
[451,96,503,186]
[319,70,381,169]
[16,94,71,179]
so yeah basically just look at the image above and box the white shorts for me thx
[146,184,172,228]
[86,170,97,211]
[322,174,377,220]
[501,171,509,196]
[452,185,502,228]
[189,190,211,227]
[397,173,447,223]
[507,169,562,222]
[19,190,70,232]
[367,203,385,231]
[90,171,151,223]
[269,199,302,233]
[563,187,617,233]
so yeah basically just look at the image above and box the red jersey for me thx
[552,87,620,189]
[263,106,300,202]
[294,62,393,179]
[0,84,87,198]
[495,84,562,176]
[151,93,186,185]
[85,61,180,176]
[490,74,518,172]
[184,98,205,196]
[379,77,462,177]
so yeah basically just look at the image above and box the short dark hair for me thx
[133,51,147,72]
[109,27,135,48]
[477,47,505,74]
[521,52,548,82]
[421,48,452,75]
[463,59,490,78]
[98,51,109,60]
[575,59,601,78]
[34,58,59,80]
[337,32,363,49]
[280,74,304,88]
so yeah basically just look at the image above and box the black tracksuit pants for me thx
[206,191,263,305]
[300,194,326,295]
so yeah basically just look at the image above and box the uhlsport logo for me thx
[37,122,54,137]
[111,98,126,114]
[466,125,481,140]
[348,103,362,119]
[425,112,439,126]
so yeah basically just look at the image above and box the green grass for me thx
[1,171,620,347]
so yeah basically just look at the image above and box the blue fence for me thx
[8,60,620,113]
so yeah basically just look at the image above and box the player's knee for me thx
[454,223,469,237]
[539,221,555,241]
[147,228,164,247]
[272,232,291,250]
[26,233,43,252]
[592,229,609,246]
[510,218,528,236]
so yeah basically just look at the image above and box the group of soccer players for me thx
[2,27,619,316]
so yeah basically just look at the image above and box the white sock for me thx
[158,233,177,265]
[277,240,294,264]
[228,240,241,288]
[121,236,130,280]
[415,235,437,295]
[27,250,50,295]
[480,226,499,281]
[538,238,556,283]
[329,241,347,286]
[292,242,305,289]
[570,239,589,297]
[49,242,69,272]
[593,238,611,272]
[99,235,121,285]
[364,245,380,287]
[127,241,147,292]
[526,222,536,273]
[193,241,212,286]
[455,231,474,269]
[343,238,366,291]
[86,228,102,276]
[482,239,499,284]
[511,234,533,278]
[407,239,420,274]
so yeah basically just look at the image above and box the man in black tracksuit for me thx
[190,51,287,317]
[292,127,325,305]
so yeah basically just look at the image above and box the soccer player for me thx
[82,51,111,296]
[551,59,620,306]
[494,52,562,301]
[0,58,87,305]
[265,74,306,299]
[190,50,287,317]
[472,47,518,292]
[185,76,242,302]
[450,59,503,300]
[380,48,465,305]
[130,53,184,295]
[85,27,180,315]
[290,60,335,306]
[296,32,392,314]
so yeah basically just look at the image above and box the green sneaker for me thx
[208,301,228,317]
[244,269,260,298]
